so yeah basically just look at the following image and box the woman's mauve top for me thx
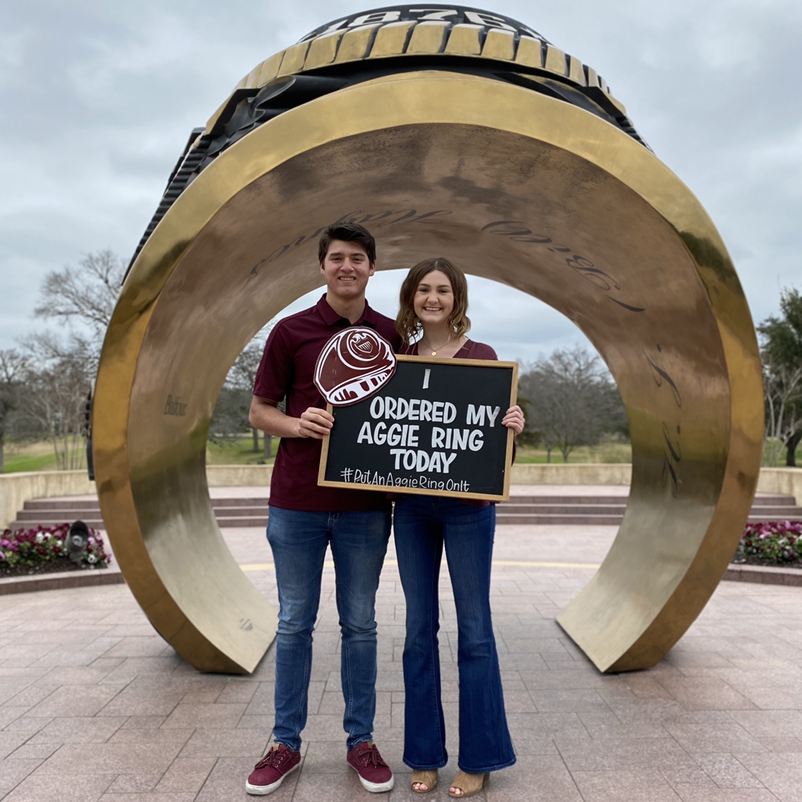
[400,339,497,361]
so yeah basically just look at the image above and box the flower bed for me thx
[0,523,112,578]
[737,521,802,568]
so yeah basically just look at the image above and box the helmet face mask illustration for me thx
[314,328,397,406]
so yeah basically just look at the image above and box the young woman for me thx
[394,257,523,797]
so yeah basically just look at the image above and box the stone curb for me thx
[0,564,125,595]
[2,561,800,596]
[723,563,802,586]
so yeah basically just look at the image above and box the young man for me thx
[246,222,399,796]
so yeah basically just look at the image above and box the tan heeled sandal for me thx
[449,770,488,798]
[411,769,438,793]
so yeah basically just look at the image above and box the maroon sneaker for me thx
[347,741,394,793]
[246,744,301,795]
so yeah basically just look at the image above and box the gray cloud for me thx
[2,0,800,362]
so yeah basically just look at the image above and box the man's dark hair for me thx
[318,222,376,265]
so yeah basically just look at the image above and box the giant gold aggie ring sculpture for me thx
[93,6,764,674]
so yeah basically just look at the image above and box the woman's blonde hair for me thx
[396,257,471,345]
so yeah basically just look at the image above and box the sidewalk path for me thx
[2,518,802,800]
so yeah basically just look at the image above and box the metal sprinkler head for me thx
[66,521,90,564]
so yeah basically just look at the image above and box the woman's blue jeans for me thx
[266,505,390,752]
[393,496,516,773]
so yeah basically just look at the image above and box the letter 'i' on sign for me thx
[423,369,431,389]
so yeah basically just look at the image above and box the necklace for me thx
[419,335,453,356]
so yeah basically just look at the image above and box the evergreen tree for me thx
[758,288,802,466]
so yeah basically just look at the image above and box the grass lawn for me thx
[2,436,276,473]
[6,435,801,473]
[2,441,71,473]
[516,441,632,464]
[206,435,277,465]
[3,452,63,473]
[0,437,634,471]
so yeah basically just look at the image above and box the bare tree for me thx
[27,248,125,399]
[0,350,27,472]
[16,334,92,471]
[28,250,279,467]
[210,387,253,445]
[762,355,802,467]
[14,250,125,470]
[34,249,125,341]
[211,327,274,457]
[518,346,627,463]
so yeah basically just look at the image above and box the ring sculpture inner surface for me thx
[93,34,763,675]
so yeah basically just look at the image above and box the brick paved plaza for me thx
[2,510,802,801]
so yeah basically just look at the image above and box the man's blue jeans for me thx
[394,495,516,773]
[266,505,391,752]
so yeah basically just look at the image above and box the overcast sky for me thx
[2,0,801,363]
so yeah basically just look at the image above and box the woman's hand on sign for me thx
[502,405,525,436]
[298,407,335,439]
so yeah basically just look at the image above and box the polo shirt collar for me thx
[316,294,380,329]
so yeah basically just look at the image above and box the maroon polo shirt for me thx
[254,295,401,512]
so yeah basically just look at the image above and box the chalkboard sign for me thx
[318,356,518,501]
